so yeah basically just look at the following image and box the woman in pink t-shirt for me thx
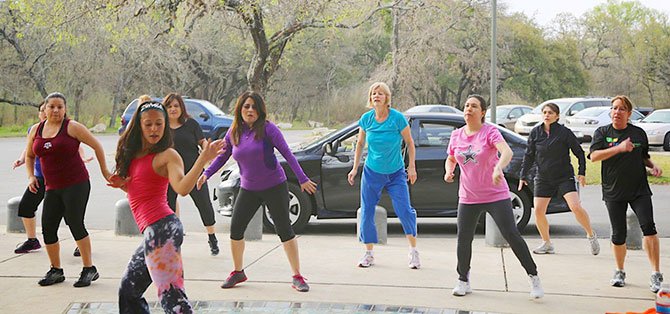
[444,95,543,299]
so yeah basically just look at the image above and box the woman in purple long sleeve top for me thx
[198,91,317,292]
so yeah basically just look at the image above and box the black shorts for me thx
[534,177,577,198]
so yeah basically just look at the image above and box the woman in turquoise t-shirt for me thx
[347,82,420,269]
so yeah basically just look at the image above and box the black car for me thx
[213,112,571,233]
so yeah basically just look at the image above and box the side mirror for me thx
[324,142,339,156]
[324,143,333,155]
[199,112,210,121]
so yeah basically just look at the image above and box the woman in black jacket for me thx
[519,102,599,255]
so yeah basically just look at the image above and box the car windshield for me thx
[198,100,227,116]
[640,110,670,123]
[485,107,512,118]
[531,100,573,114]
[574,107,608,118]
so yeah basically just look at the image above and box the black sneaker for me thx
[73,266,99,287]
[73,247,81,257]
[14,238,41,254]
[38,267,65,286]
[209,238,220,256]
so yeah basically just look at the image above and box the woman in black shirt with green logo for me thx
[589,95,663,292]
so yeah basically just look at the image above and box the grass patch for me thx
[570,154,670,185]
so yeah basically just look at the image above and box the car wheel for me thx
[664,133,670,151]
[262,182,312,234]
[508,182,532,232]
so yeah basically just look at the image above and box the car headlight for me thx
[585,119,599,125]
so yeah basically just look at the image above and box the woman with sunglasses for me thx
[109,100,224,313]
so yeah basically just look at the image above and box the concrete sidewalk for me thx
[0,228,664,313]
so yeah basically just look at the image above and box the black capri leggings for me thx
[456,199,537,282]
[18,176,45,218]
[42,180,91,245]
[605,195,656,245]
[230,182,295,242]
[167,180,216,227]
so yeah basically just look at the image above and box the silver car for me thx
[485,105,533,130]
[566,107,644,142]
[405,104,463,114]
[637,109,670,151]
[514,97,611,135]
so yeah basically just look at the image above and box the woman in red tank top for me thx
[24,92,112,288]
[109,100,223,314]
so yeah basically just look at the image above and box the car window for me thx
[418,122,455,147]
[522,107,532,114]
[337,130,359,153]
[583,101,602,108]
[569,102,585,115]
[508,108,521,119]
[185,101,206,119]
[631,110,644,121]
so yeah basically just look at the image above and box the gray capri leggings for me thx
[230,182,295,242]
[456,199,537,282]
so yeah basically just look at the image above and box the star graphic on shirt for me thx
[459,145,478,165]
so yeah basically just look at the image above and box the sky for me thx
[502,0,670,26]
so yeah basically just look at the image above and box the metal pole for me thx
[490,0,497,123]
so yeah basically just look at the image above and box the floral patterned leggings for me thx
[118,214,192,314]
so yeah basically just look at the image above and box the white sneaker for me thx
[357,252,374,268]
[529,275,544,299]
[532,242,555,254]
[452,280,472,296]
[651,272,663,293]
[408,249,421,269]
[587,232,600,255]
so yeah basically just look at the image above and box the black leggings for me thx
[18,176,45,218]
[605,195,656,245]
[230,182,295,242]
[456,199,537,282]
[42,180,90,245]
[167,181,216,227]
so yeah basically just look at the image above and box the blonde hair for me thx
[367,82,392,108]
[611,95,633,112]
[138,94,152,104]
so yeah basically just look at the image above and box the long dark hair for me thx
[229,91,267,146]
[44,92,68,119]
[163,93,190,124]
[115,101,173,177]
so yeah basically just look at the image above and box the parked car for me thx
[118,97,234,139]
[405,104,463,114]
[565,107,645,142]
[514,97,611,135]
[637,107,654,116]
[636,109,670,151]
[485,104,533,130]
[213,112,571,233]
